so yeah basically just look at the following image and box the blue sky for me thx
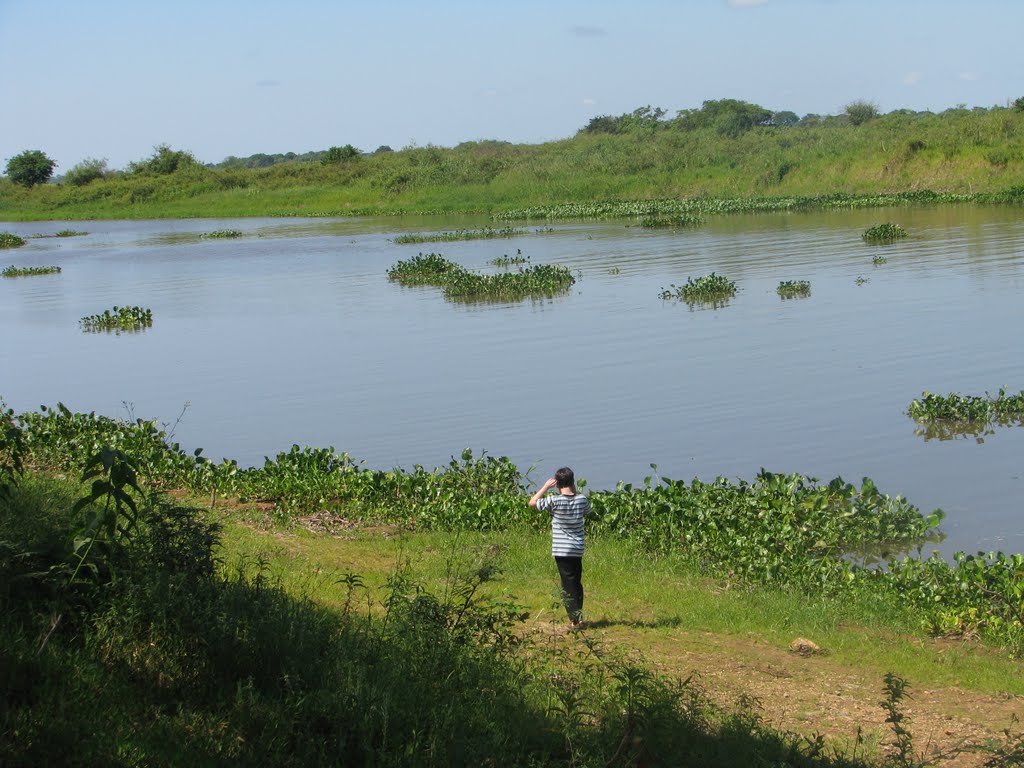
[2,0,1021,172]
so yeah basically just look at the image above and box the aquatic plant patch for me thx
[200,229,243,239]
[2,265,62,277]
[80,305,153,333]
[393,227,526,244]
[639,214,704,228]
[388,252,574,303]
[492,191,972,222]
[659,272,737,304]
[32,229,88,238]
[776,280,811,299]
[862,223,907,242]
[489,254,528,267]
[0,233,26,248]
[872,255,888,265]
[908,388,1024,425]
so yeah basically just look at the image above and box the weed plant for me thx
[53,229,87,237]
[200,229,242,238]
[862,223,907,242]
[777,280,811,299]
[2,265,61,278]
[872,255,888,265]
[79,305,153,333]
[0,233,26,248]
[660,273,737,304]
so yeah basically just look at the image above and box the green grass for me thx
[392,226,526,244]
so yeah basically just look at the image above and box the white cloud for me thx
[902,71,921,86]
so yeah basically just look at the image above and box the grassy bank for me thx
[2,106,1024,221]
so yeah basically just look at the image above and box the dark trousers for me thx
[554,556,584,623]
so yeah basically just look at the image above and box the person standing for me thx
[529,467,590,630]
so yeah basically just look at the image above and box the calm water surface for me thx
[2,207,1022,556]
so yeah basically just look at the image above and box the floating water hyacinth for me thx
[388,252,574,302]
[80,305,153,333]
[862,223,907,242]
[659,272,737,304]
[0,233,26,249]
[3,265,61,278]
[777,280,811,299]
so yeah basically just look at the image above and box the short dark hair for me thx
[554,467,575,490]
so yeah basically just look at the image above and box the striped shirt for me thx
[536,493,590,557]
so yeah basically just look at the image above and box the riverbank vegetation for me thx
[4,402,1024,765]
[3,100,1024,221]
[0,233,26,248]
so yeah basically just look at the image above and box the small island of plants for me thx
[2,265,62,278]
[393,226,526,244]
[79,305,154,333]
[908,388,1024,424]
[776,279,811,299]
[660,272,737,305]
[200,229,243,239]
[0,233,27,249]
[388,252,575,302]
[862,223,908,242]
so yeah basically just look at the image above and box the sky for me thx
[1,0,1022,173]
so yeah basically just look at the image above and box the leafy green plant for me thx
[660,272,737,304]
[2,265,61,277]
[872,255,888,265]
[863,223,907,242]
[53,229,87,238]
[777,280,811,299]
[79,306,153,333]
[200,229,242,239]
[907,389,1024,424]
[0,233,26,249]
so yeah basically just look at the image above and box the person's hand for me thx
[542,477,558,491]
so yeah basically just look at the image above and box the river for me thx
[2,205,1022,556]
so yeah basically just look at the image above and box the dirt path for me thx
[535,620,1022,767]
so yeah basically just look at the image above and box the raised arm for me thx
[529,477,558,508]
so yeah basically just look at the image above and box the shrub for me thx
[63,158,109,187]
[845,100,880,126]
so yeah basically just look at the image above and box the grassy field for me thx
[2,105,1023,221]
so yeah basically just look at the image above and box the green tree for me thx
[322,144,360,164]
[63,157,109,186]
[1013,96,1024,113]
[128,144,199,175]
[675,99,773,137]
[844,100,880,126]
[5,149,57,187]
[771,110,800,127]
